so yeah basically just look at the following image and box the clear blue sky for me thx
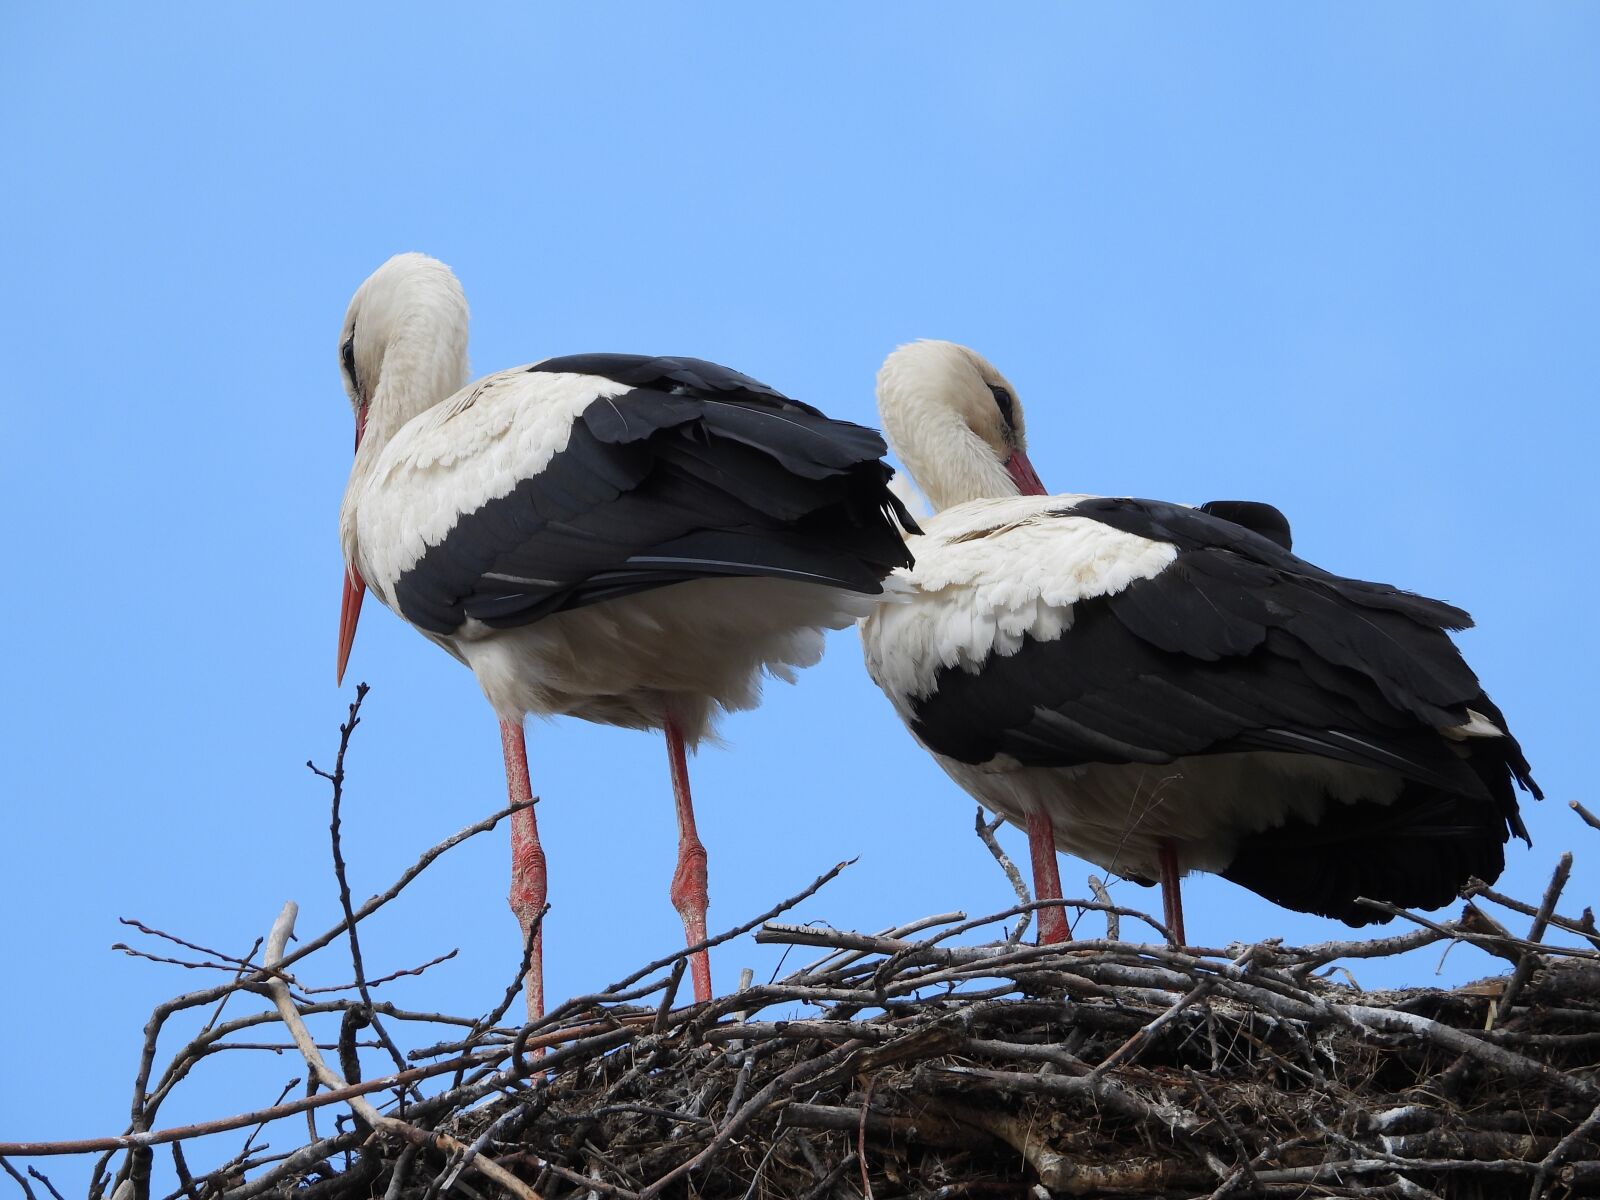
[3,4,1595,1190]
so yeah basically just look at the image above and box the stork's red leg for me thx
[501,718,546,1022]
[1025,809,1069,944]
[1158,839,1186,946]
[664,717,712,1002]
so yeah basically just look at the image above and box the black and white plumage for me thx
[336,253,915,1015]
[862,339,1538,939]
[345,345,915,736]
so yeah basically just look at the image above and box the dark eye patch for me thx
[989,384,1016,431]
[342,330,360,395]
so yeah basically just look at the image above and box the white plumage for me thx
[864,495,1179,698]
[449,576,871,734]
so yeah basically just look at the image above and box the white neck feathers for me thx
[347,254,471,473]
[875,340,1026,512]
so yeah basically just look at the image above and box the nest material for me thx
[10,692,1600,1200]
[372,935,1600,1200]
[67,880,1600,1200]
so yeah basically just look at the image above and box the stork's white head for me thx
[336,252,470,685]
[338,252,470,450]
[875,340,1047,512]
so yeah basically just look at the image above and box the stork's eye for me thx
[989,384,1016,430]
[342,331,360,394]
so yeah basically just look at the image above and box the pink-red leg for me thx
[1025,810,1069,945]
[1158,839,1186,946]
[501,718,546,1022]
[664,716,713,1002]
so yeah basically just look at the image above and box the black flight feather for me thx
[393,358,917,636]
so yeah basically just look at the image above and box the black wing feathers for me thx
[1222,784,1511,923]
[393,358,915,635]
[531,353,802,408]
[1200,500,1293,550]
[1082,498,1474,630]
[909,496,1536,920]
[913,499,1502,770]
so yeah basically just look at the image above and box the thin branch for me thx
[301,949,460,994]
[1530,1096,1600,1200]
[973,809,1032,943]
[0,1053,500,1157]
[1088,876,1120,940]
[0,1158,37,1200]
[116,920,269,973]
[1495,852,1575,1026]
[166,1144,199,1200]
[311,683,418,1099]
[470,906,547,1046]
[1464,879,1600,952]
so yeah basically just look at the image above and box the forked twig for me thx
[973,809,1032,943]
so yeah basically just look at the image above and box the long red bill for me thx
[337,405,369,686]
[1004,448,1048,496]
[336,567,366,686]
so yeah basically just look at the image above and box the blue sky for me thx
[3,4,1596,1191]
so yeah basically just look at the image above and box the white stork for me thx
[861,340,1538,945]
[335,253,915,1017]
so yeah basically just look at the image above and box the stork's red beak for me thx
[1004,448,1048,496]
[337,406,370,686]
[337,567,366,686]
[336,566,364,684]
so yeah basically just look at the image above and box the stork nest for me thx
[9,690,1600,1200]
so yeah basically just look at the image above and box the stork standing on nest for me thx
[335,254,915,1017]
[861,339,1538,945]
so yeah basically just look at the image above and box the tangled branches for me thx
[5,691,1599,1199]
